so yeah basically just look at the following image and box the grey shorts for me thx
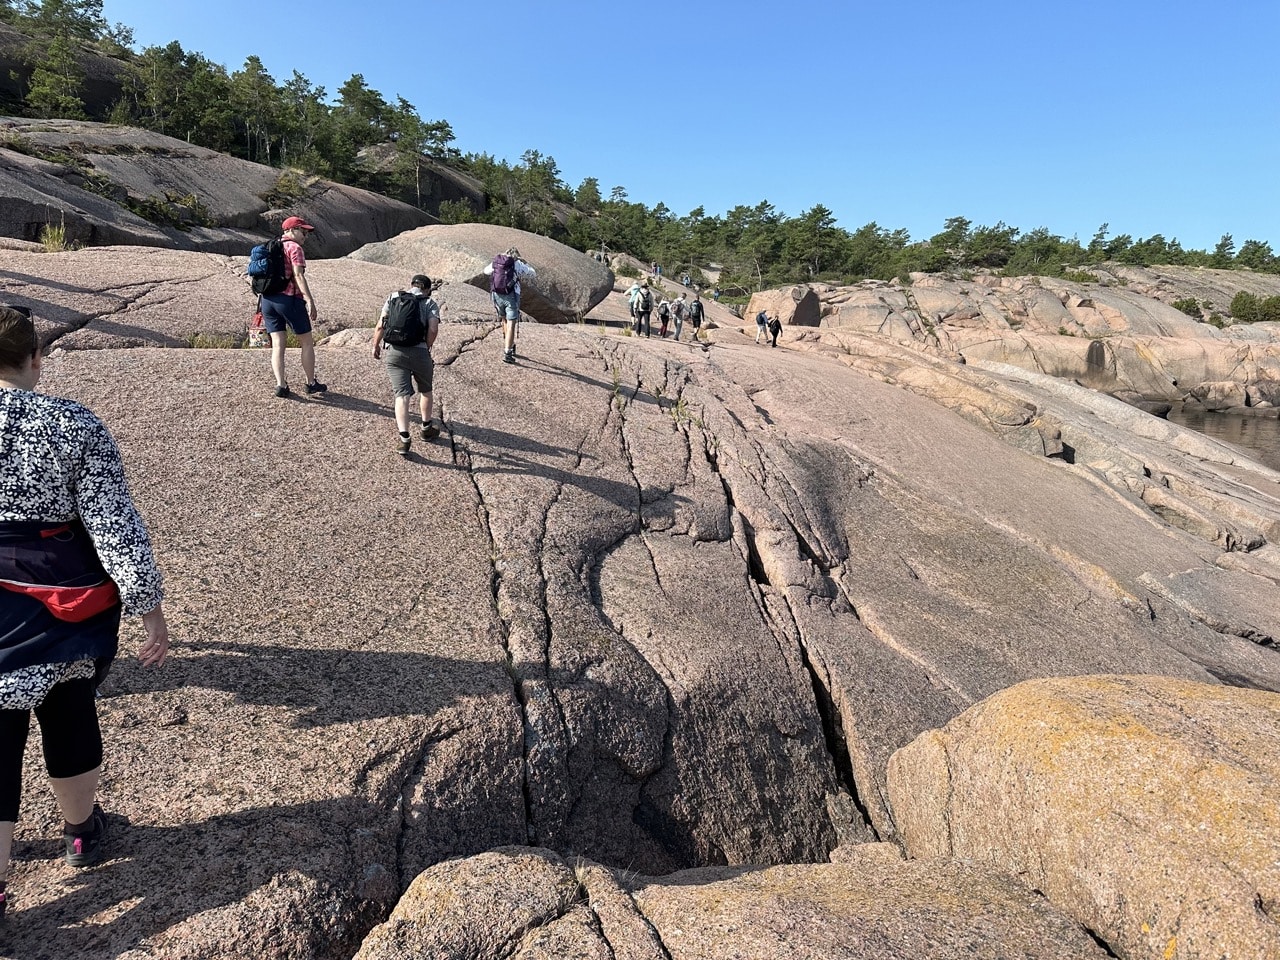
[384,343,434,397]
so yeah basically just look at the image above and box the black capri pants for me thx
[0,677,103,821]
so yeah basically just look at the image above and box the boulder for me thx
[1186,379,1248,410]
[356,845,1111,959]
[347,223,613,323]
[745,285,821,327]
[887,675,1280,960]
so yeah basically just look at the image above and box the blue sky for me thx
[102,0,1279,250]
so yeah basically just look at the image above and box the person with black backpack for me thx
[484,246,536,364]
[633,279,653,338]
[372,274,441,457]
[687,294,706,340]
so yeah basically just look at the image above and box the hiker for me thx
[755,308,770,344]
[261,216,326,398]
[713,287,721,302]
[0,306,170,908]
[768,314,783,348]
[372,274,441,457]
[687,294,705,340]
[671,293,688,341]
[656,295,671,338]
[633,279,653,337]
[625,279,643,321]
[485,247,536,364]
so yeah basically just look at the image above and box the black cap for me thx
[411,274,431,289]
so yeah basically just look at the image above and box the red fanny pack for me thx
[0,522,121,622]
[0,580,120,622]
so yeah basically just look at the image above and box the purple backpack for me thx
[490,254,518,295]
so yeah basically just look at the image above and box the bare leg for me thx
[298,331,316,384]
[394,395,410,434]
[270,332,288,387]
[504,318,517,352]
[419,391,433,425]
[50,765,100,828]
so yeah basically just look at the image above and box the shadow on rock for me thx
[107,640,498,728]
[2,796,401,960]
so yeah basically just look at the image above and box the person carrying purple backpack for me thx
[485,247,537,364]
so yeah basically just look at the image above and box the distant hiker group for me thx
[626,280,705,342]
[756,309,782,347]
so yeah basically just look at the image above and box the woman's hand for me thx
[138,605,170,667]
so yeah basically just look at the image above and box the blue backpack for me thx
[248,238,288,296]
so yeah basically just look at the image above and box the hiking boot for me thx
[64,804,108,867]
[421,422,440,441]
[305,380,328,395]
[396,435,411,457]
[274,384,290,398]
[502,350,515,364]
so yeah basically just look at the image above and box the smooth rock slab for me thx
[887,675,1280,960]
[354,845,1110,960]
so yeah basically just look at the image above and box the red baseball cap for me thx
[281,216,315,231]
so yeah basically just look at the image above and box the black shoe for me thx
[502,351,515,364]
[305,380,327,395]
[421,423,440,441]
[396,436,411,457]
[65,804,108,867]
[274,384,290,398]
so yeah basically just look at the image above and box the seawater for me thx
[1166,405,1280,473]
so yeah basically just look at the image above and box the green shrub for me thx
[1171,297,1203,319]
[616,262,639,279]
[262,169,309,206]
[1061,269,1096,283]
[1230,290,1280,323]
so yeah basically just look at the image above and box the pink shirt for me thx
[282,236,306,298]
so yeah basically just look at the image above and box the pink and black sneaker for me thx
[64,804,109,867]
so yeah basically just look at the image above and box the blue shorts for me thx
[260,294,312,335]
[492,291,520,321]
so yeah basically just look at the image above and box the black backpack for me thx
[638,289,652,312]
[688,300,704,320]
[382,292,427,347]
[658,302,670,319]
[248,238,288,296]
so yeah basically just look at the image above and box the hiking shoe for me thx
[421,423,440,441]
[396,436,411,457]
[274,384,290,398]
[64,804,108,867]
[502,350,515,364]
[305,380,327,395]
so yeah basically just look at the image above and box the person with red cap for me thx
[261,216,326,398]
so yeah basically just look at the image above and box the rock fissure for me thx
[451,428,534,841]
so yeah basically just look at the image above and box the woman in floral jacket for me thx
[0,306,169,917]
